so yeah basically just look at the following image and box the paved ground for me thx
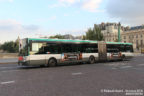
[0,58,17,64]
[0,56,144,96]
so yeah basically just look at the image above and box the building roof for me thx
[130,25,144,30]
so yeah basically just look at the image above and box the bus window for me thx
[32,43,39,52]
[77,44,83,53]
[30,42,46,55]
[71,44,78,52]
[61,44,73,53]
[43,43,62,54]
[125,45,133,52]
[107,44,119,53]
[118,44,125,52]
[82,44,98,53]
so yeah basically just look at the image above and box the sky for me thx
[0,0,144,43]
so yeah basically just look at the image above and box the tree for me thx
[0,41,19,53]
[85,25,103,41]
[86,28,96,40]
[49,34,64,39]
[82,35,86,40]
[93,24,103,41]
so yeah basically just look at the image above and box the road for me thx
[0,58,17,64]
[0,56,144,96]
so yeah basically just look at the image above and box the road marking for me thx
[0,66,19,69]
[0,81,15,85]
[1,70,20,73]
[107,63,127,66]
[138,64,144,66]
[112,68,117,70]
[72,72,83,75]
[0,67,11,69]
[120,66,132,69]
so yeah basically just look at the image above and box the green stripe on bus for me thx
[106,42,132,45]
[28,38,98,43]
[28,38,132,45]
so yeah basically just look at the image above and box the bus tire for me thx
[48,58,57,67]
[89,56,95,64]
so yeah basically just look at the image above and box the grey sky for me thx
[106,0,144,25]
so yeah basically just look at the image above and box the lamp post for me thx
[118,22,121,42]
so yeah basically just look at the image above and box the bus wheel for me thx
[89,56,95,64]
[48,58,57,67]
[40,65,45,67]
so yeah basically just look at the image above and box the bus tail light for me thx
[18,56,23,61]
[79,53,82,60]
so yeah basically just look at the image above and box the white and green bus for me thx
[18,38,133,67]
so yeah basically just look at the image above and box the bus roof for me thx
[27,38,132,45]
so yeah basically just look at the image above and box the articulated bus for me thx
[18,38,133,67]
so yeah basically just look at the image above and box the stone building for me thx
[100,23,144,52]
[121,26,144,52]
[100,23,125,42]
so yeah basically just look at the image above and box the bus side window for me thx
[107,44,120,53]
[77,44,83,53]
[44,43,62,54]
[118,44,125,52]
[71,44,78,52]
[125,45,133,52]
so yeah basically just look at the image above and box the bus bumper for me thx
[123,53,134,59]
[125,56,133,59]
[18,61,29,66]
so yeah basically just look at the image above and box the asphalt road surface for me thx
[0,56,144,96]
[0,58,17,64]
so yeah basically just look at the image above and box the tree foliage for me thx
[82,35,86,40]
[85,25,103,41]
[0,40,19,53]
[49,34,64,39]
[86,28,96,40]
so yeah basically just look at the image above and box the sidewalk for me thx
[0,53,18,59]
[133,53,144,56]
[0,58,18,64]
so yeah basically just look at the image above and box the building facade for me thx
[101,23,144,52]
[121,27,144,52]
[100,23,125,42]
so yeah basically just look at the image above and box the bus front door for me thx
[98,41,107,61]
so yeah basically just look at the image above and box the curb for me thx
[0,62,17,64]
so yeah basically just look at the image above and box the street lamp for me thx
[118,22,121,42]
